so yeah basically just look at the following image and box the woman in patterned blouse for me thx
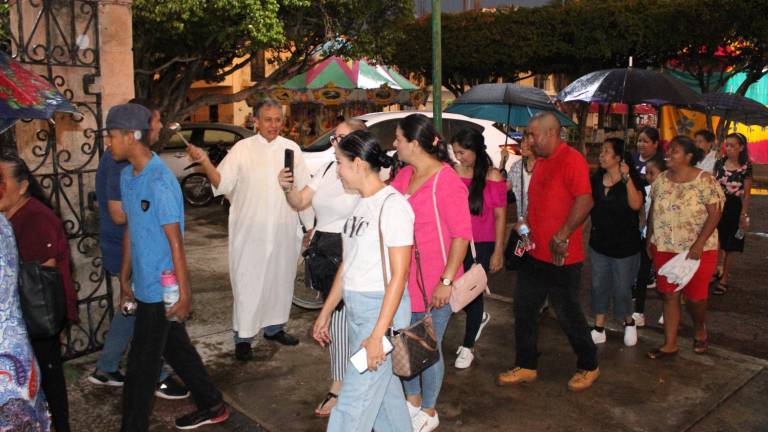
[646,136,724,359]
[0,214,50,430]
[712,133,752,295]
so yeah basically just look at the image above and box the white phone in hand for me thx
[350,336,394,374]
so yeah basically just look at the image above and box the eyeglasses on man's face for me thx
[330,133,347,146]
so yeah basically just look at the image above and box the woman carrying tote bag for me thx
[312,130,415,432]
[390,114,472,432]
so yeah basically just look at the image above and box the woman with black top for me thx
[589,138,644,347]
[713,132,753,295]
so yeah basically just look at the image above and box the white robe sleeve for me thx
[212,142,241,197]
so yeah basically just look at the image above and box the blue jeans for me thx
[234,324,284,344]
[402,303,452,409]
[327,290,412,432]
[589,248,640,321]
[96,302,169,382]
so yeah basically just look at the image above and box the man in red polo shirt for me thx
[496,112,600,392]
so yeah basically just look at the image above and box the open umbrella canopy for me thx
[445,83,575,127]
[557,68,702,106]
[698,92,768,126]
[0,53,77,133]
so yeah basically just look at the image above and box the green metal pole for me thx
[432,0,442,134]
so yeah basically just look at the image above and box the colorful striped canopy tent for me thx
[276,56,425,106]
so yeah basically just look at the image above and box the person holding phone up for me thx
[187,99,312,361]
[313,130,415,431]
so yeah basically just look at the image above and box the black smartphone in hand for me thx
[284,148,294,173]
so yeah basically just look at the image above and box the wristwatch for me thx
[440,277,453,286]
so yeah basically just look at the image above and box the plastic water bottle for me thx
[518,218,535,251]
[161,270,180,321]
[734,228,745,240]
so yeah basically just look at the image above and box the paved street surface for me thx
[66,196,768,431]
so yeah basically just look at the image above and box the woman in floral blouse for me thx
[647,136,724,359]
[712,132,752,295]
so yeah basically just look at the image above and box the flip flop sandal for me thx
[314,392,338,418]
[647,348,679,360]
[693,338,709,354]
[714,283,729,295]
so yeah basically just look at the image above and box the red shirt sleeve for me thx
[16,216,59,263]
[564,150,592,198]
[15,203,78,321]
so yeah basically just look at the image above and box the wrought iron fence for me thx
[7,0,112,359]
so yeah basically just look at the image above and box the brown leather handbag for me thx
[376,197,440,379]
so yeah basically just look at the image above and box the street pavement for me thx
[66,197,768,431]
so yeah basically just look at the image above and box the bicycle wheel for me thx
[292,255,324,310]
[181,173,214,207]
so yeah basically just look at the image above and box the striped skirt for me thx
[329,306,349,381]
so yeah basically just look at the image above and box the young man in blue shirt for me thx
[108,103,228,430]
[91,100,188,400]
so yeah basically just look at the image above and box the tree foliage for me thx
[387,0,768,97]
[133,0,414,123]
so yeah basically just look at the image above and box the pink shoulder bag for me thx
[431,168,490,312]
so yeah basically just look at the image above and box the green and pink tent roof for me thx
[282,56,418,91]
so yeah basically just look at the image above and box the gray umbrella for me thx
[699,92,768,127]
[445,83,575,127]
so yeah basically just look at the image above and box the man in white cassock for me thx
[187,99,310,360]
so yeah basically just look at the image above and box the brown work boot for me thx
[496,367,538,386]
[567,367,600,392]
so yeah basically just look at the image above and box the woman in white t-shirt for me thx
[278,119,365,417]
[312,130,415,432]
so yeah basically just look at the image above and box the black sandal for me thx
[314,392,338,418]
[714,282,728,296]
[647,347,679,360]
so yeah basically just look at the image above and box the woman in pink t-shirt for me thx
[391,114,471,432]
[450,128,506,370]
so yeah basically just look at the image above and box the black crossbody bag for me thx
[18,261,66,340]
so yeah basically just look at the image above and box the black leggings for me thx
[32,335,70,432]
[633,248,652,314]
[461,242,495,348]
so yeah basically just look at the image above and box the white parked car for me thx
[301,111,520,179]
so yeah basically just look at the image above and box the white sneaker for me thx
[475,312,491,342]
[412,410,440,432]
[591,329,606,344]
[407,402,421,419]
[658,314,664,325]
[454,346,475,369]
[632,313,646,328]
[624,323,638,347]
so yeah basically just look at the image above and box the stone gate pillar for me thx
[8,0,135,359]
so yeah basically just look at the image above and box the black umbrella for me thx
[699,92,768,127]
[557,68,702,106]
